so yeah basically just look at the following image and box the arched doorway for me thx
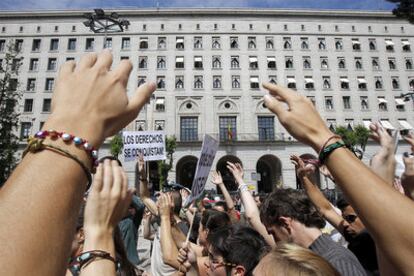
[216,155,243,192]
[295,153,321,189]
[176,156,198,189]
[256,155,282,193]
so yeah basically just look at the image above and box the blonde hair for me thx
[255,242,340,276]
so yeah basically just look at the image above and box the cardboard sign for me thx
[186,134,219,205]
[122,131,166,162]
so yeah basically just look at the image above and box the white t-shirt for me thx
[150,227,176,276]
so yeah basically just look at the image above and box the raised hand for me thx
[211,171,224,186]
[44,50,156,147]
[290,155,316,179]
[158,193,173,219]
[136,152,146,176]
[262,83,334,152]
[226,162,244,185]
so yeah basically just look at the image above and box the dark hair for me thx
[336,197,350,211]
[201,209,231,232]
[260,188,325,229]
[214,201,228,212]
[170,190,182,216]
[189,213,201,244]
[207,224,269,276]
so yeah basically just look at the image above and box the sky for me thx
[0,0,396,11]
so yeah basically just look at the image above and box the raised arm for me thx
[136,153,158,216]
[0,50,155,276]
[263,82,414,274]
[227,162,275,247]
[401,136,414,200]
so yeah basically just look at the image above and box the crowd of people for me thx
[1,50,414,276]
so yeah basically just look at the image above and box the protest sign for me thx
[122,131,166,162]
[186,134,219,206]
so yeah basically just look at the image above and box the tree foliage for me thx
[158,135,177,189]
[0,40,23,186]
[334,125,370,159]
[387,0,414,24]
[109,133,123,158]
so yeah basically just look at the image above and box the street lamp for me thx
[83,9,130,46]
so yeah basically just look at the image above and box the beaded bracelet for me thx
[319,141,346,164]
[238,184,249,193]
[23,137,92,189]
[33,130,98,172]
[75,250,119,272]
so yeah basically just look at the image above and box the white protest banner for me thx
[186,134,219,205]
[122,131,166,162]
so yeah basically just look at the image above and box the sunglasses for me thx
[344,214,358,223]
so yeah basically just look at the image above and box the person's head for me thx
[336,197,366,239]
[260,188,325,245]
[206,224,269,276]
[199,209,231,246]
[253,242,340,276]
[254,193,267,208]
[168,190,182,216]
[213,201,228,213]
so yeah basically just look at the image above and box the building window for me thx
[402,40,411,52]
[194,56,203,69]
[230,37,238,49]
[327,119,337,131]
[67,38,76,51]
[85,38,94,50]
[378,97,388,111]
[23,99,33,112]
[32,39,41,52]
[323,76,331,89]
[388,58,397,70]
[285,57,294,69]
[232,75,240,89]
[175,76,184,89]
[143,24,146,31]
[308,96,316,106]
[155,97,165,112]
[372,58,380,70]
[212,56,221,69]
[47,58,57,71]
[321,57,329,69]
[15,40,23,52]
[137,76,146,87]
[50,39,59,51]
[219,116,236,141]
[375,77,383,89]
[213,76,222,89]
[284,24,288,31]
[301,38,309,50]
[325,96,334,110]
[318,38,326,50]
[249,24,253,30]
[121,37,130,50]
[45,78,54,91]
[266,37,274,49]
[269,75,277,85]
[258,116,274,141]
[180,117,198,142]
[267,57,276,69]
[20,122,32,140]
[335,39,343,50]
[352,39,361,51]
[385,39,394,51]
[104,38,112,49]
[369,39,376,50]
[29,58,39,71]
[283,37,292,49]
[368,26,372,32]
[158,37,167,49]
[410,79,414,90]
[194,37,203,49]
[231,56,239,69]
[120,56,129,60]
[155,120,165,131]
[157,76,165,89]
[138,56,147,69]
[304,77,314,89]
[406,58,413,70]
[11,58,20,71]
[392,78,400,89]
[340,77,349,89]
[338,57,346,69]
[248,37,257,49]
[214,23,218,30]
[194,76,203,89]
[0,40,5,52]
[176,37,184,49]
[42,98,51,112]
[175,56,184,69]
[54,26,59,32]
[361,96,369,110]
[355,58,363,70]
[72,25,76,32]
[212,37,221,49]
[287,77,296,89]
[27,78,36,91]
[250,76,259,89]
[303,57,311,69]
[395,97,405,111]
[232,24,236,30]
[161,24,164,30]
[140,37,148,49]
[157,56,166,69]
[249,56,258,69]
[343,96,351,110]
[66,57,75,61]
[335,25,339,31]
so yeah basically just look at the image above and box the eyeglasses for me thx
[206,253,238,271]
[344,214,358,223]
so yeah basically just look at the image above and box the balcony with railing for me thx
[177,132,290,144]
